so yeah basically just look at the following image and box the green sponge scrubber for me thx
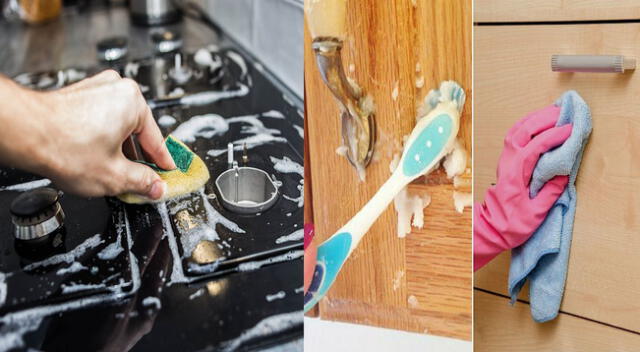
[117,135,210,204]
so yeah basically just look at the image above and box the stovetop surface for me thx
[0,6,303,351]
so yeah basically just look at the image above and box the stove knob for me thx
[97,36,129,62]
[10,187,65,241]
[151,30,183,54]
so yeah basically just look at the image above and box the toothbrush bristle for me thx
[417,80,466,119]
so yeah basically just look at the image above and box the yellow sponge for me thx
[117,135,210,204]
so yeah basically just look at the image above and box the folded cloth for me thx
[508,90,592,322]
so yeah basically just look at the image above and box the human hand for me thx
[474,105,572,271]
[2,70,176,199]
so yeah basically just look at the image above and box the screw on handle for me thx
[551,55,636,73]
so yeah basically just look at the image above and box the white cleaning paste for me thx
[415,76,425,89]
[275,229,303,244]
[389,153,431,238]
[443,139,467,179]
[220,311,302,352]
[407,295,419,308]
[392,81,399,101]
[265,291,286,302]
[158,115,177,127]
[392,270,404,291]
[453,191,472,213]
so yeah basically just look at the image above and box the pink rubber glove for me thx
[474,105,572,271]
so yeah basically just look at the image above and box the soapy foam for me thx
[220,311,302,352]
[180,84,249,106]
[226,51,248,78]
[158,115,177,127]
[156,202,188,284]
[275,229,303,244]
[194,48,223,72]
[55,262,87,275]
[238,250,303,272]
[407,295,419,308]
[189,288,205,300]
[142,296,161,310]
[172,114,229,143]
[270,156,303,176]
[265,291,286,302]
[0,179,51,191]
[392,270,404,291]
[24,234,104,271]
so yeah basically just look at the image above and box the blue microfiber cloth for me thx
[508,90,592,322]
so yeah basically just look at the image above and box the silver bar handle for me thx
[551,55,636,73]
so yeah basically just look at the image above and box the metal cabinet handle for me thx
[551,55,636,73]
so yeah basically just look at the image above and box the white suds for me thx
[238,250,303,272]
[61,282,106,294]
[170,190,244,259]
[194,48,223,72]
[265,291,286,302]
[189,288,205,300]
[158,115,177,127]
[0,179,51,192]
[124,62,140,78]
[172,114,229,143]
[262,110,286,119]
[168,87,185,97]
[220,311,302,352]
[348,63,355,73]
[415,76,425,88]
[0,273,7,307]
[294,125,304,138]
[391,81,399,101]
[142,296,162,310]
[56,262,87,275]
[97,220,125,261]
[24,234,104,271]
[180,84,249,107]
[390,154,431,237]
[453,191,472,213]
[156,202,187,284]
[392,270,404,291]
[275,229,303,244]
[206,113,289,156]
[336,145,348,156]
[270,156,303,176]
[407,295,419,308]
[226,51,248,78]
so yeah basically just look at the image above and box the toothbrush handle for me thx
[337,171,408,255]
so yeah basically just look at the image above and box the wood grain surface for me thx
[475,0,640,23]
[305,0,472,340]
[475,291,640,351]
[474,23,640,341]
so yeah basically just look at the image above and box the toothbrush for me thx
[304,81,466,312]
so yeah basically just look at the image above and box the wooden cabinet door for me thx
[305,0,472,340]
[475,23,640,349]
[475,0,640,23]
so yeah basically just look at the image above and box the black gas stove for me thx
[0,32,303,351]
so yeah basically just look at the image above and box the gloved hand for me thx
[0,71,176,200]
[474,105,572,271]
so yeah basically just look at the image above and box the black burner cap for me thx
[10,188,60,218]
[97,36,128,51]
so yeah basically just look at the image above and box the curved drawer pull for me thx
[551,55,635,73]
